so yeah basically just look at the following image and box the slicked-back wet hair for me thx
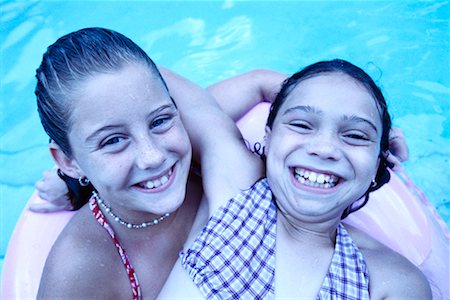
[36,27,166,156]
[35,27,167,209]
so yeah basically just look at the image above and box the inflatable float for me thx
[1,103,449,299]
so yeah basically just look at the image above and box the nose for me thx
[135,137,166,170]
[305,132,342,161]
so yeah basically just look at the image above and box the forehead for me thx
[80,63,165,101]
[68,63,172,130]
[280,73,382,123]
[72,63,169,110]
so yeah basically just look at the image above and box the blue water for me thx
[1,0,449,274]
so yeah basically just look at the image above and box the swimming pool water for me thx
[1,0,449,274]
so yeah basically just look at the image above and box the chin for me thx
[160,188,187,214]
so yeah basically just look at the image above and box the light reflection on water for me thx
[1,0,449,263]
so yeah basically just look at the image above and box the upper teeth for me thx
[294,167,338,188]
[141,168,172,189]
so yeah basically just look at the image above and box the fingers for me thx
[385,150,403,171]
[33,167,72,213]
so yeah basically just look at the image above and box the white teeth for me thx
[317,174,325,184]
[293,167,339,189]
[153,180,161,188]
[140,168,172,189]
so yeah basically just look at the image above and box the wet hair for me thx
[35,27,167,208]
[36,27,166,156]
[266,59,392,218]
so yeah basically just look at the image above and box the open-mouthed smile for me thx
[292,167,340,189]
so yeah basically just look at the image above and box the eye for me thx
[289,121,313,132]
[151,117,169,128]
[345,133,369,140]
[151,115,174,132]
[342,131,373,145]
[100,136,125,148]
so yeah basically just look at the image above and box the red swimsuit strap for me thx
[89,195,142,300]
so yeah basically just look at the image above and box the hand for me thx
[387,127,409,170]
[30,167,73,213]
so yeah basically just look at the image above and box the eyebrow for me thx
[85,103,176,143]
[282,105,378,133]
[343,115,378,133]
[283,105,317,115]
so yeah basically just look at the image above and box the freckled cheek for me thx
[162,127,192,157]
[89,159,129,191]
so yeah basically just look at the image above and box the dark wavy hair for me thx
[35,27,167,209]
[266,59,392,218]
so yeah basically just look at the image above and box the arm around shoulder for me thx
[207,69,287,121]
[160,68,264,214]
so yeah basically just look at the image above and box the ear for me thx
[49,143,83,179]
[264,126,272,155]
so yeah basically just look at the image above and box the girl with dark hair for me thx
[158,59,431,299]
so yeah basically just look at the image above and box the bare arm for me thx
[160,68,264,214]
[207,69,287,121]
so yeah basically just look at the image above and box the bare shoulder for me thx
[38,206,127,299]
[346,225,432,299]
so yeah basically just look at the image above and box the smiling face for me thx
[265,73,382,222]
[59,63,192,219]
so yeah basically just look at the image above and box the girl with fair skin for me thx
[35,28,282,299]
[36,30,200,299]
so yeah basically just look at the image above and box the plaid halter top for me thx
[181,179,370,299]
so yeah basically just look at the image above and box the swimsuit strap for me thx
[317,223,370,300]
[89,196,142,300]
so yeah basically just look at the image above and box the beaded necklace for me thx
[93,192,170,229]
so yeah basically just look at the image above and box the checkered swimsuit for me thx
[181,178,370,299]
[318,224,370,300]
[181,179,276,299]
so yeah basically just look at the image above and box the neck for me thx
[277,209,341,248]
